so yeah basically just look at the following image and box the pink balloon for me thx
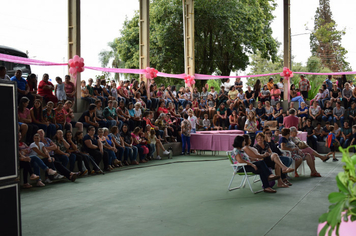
[79,58,84,63]
[69,67,75,74]
[68,59,73,64]
[146,73,152,79]
[73,55,79,62]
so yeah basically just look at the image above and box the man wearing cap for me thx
[299,74,310,99]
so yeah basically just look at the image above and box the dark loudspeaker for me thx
[0,82,21,236]
[0,184,21,236]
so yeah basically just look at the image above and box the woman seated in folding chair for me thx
[231,136,280,193]
[253,133,294,188]
[279,128,321,178]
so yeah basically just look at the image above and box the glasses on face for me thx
[266,132,272,135]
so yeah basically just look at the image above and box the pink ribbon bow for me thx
[184,75,196,87]
[280,67,294,102]
[144,67,158,80]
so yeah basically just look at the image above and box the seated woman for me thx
[297,102,309,129]
[309,100,322,123]
[52,130,77,172]
[18,132,40,188]
[264,101,274,121]
[63,100,83,133]
[120,124,139,165]
[65,130,90,176]
[272,102,283,127]
[244,134,294,188]
[80,80,96,104]
[279,128,321,178]
[263,129,293,186]
[231,136,280,193]
[73,131,95,175]
[30,133,77,184]
[78,104,99,130]
[155,113,171,142]
[30,99,56,138]
[97,128,115,171]
[290,85,305,108]
[54,102,69,131]
[103,127,122,168]
[229,110,239,130]
[18,97,39,143]
[259,85,271,104]
[83,126,108,174]
[145,126,170,160]
[289,126,329,162]
[43,101,59,138]
[212,114,222,130]
[131,126,148,163]
[109,126,130,165]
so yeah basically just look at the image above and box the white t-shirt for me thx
[29,142,45,157]
[189,115,197,129]
[222,82,231,92]
[134,108,142,118]
[277,82,284,92]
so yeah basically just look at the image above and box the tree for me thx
[100,0,278,87]
[305,56,332,99]
[310,0,350,72]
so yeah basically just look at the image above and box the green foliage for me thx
[305,56,333,99]
[100,0,278,88]
[310,0,351,72]
[318,146,356,236]
[207,79,222,90]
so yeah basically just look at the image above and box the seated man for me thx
[303,119,317,150]
[11,69,34,107]
[103,100,123,129]
[37,73,58,104]
[283,108,299,129]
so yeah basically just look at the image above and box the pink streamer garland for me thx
[1,53,356,79]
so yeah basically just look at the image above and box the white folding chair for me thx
[226,151,263,194]
[279,148,305,177]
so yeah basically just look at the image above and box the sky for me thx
[1,0,355,84]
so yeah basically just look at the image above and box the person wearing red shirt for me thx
[64,75,76,104]
[283,108,299,129]
[38,73,58,104]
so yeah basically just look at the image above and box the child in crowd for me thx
[314,123,323,141]
[199,98,207,117]
[202,114,211,130]
[325,125,339,161]
[55,77,66,102]
[272,129,280,144]
[229,110,238,130]
[188,109,197,134]
[146,127,170,160]
[207,94,216,119]
[260,116,267,130]
[310,88,323,105]
[192,97,200,118]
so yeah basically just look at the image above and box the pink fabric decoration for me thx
[68,55,85,79]
[184,75,196,87]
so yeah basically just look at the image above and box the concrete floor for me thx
[20,152,343,236]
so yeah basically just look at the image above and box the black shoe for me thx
[333,158,339,162]
[181,152,185,155]
[186,152,190,155]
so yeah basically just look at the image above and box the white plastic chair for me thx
[226,151,263,194]
[279,148,305,177]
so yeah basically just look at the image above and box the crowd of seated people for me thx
[5,68,351,189]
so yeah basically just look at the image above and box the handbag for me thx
[297,142,308,149]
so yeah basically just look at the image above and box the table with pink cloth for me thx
[190,130,307,152]
[191,130,244,151]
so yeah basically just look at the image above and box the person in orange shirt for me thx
[267,77,274,91]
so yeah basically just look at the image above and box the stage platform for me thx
[21,152,343,236]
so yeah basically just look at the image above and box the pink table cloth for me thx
[278,131,307,142]
[191,133,243,151]
[196,130,244,135]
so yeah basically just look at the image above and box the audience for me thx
[16,73,351,188]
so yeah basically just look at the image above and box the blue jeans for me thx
[30,155,49,179]
[149,143,156,157]
[179,99,188,108]
[181,134,191,153]
[322,115,333,123]
[243,99,254,107]
[54,153,76,171]
[343,138,351,148]
[105,149,116,165]
[128,146,138,161]
[229,124,238,130]
[106,120,117,128]
[333,117,345,127]
[320,97,330,109]
[47,124,57,138]
[291,96,304,108]
[135,144,145,160]
[279,156,293,167]
[191,128,196,134]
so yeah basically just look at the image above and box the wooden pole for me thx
[183,0,195,89]
[283,0,291,101]
[139,0,150,84]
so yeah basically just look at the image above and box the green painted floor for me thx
[20,152,343,236]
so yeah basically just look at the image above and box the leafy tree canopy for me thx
[99,0,278,87]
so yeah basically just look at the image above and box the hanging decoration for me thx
[280,67,294,102]
[68,55,85,78]
[144,67,158,80]
[184,75,196,87]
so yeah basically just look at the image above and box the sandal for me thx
[311,172,322,177]
[282,168,295,174]
[22,183,33,189]
[277,184,289,188]
[70,173,77,182]
[323,157,330,162]
[268,175,281,181]
[284,180,293,186]
[294,172,299,178]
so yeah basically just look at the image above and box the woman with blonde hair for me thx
[212,114,222,130]
[244,111,258,145]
